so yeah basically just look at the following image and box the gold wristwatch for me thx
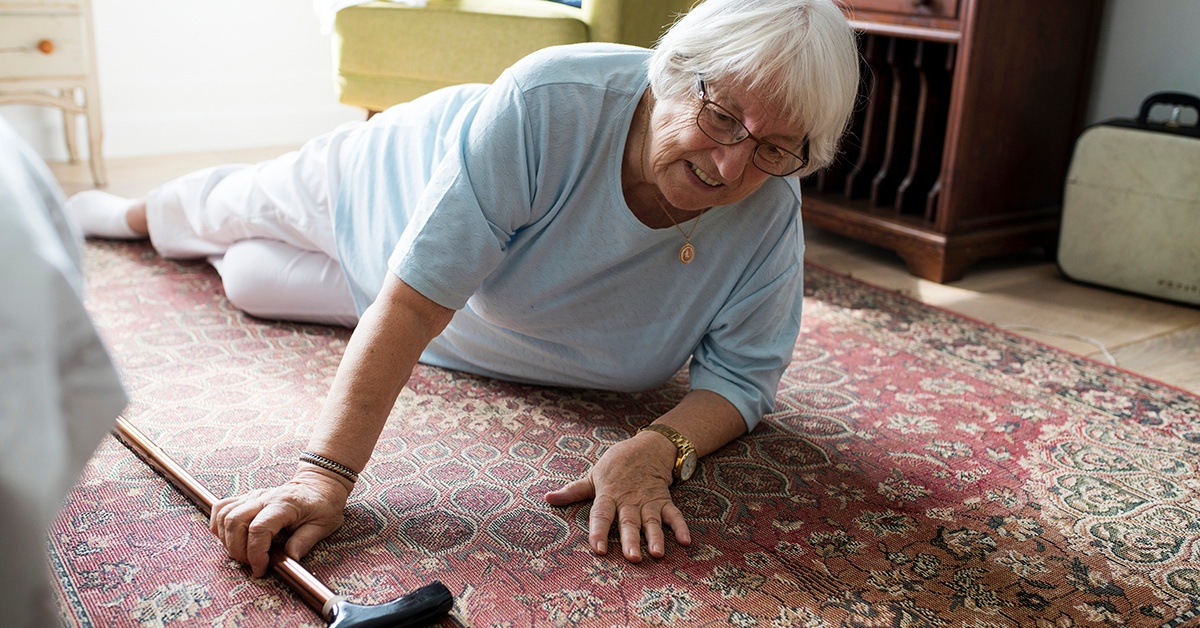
[638,424,698,483]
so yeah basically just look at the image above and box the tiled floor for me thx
[49,149,1200,395]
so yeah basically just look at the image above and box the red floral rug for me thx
[51,241,1200,627]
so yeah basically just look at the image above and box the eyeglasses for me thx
[695,81,809,177]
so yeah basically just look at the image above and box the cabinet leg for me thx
[897,247,971,283]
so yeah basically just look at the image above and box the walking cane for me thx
[113,416,454,627]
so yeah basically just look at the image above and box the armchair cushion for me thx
[333,0,693,112]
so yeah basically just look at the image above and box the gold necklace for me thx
[640,102,702,264]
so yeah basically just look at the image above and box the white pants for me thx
[145,123,362,327]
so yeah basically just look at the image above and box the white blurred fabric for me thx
[0,118,128,627]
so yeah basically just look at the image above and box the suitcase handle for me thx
[1137,92,1200,127]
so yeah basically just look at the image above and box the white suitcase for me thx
[1058,92,1200,306]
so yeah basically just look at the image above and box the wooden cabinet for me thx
[0,0,105,186]
[850,0,959,20]
[802,0,1103,282]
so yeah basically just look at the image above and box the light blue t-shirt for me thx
[332,43,804,430]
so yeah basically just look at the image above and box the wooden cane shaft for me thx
[113,417,338,618]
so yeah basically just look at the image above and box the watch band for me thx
[638,424,698,483]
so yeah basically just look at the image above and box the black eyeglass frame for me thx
[695,81,809,177]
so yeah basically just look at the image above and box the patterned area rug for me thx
[51,241,1200,627]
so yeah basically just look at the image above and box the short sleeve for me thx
[389,70,540,310]
[688,213,804,432]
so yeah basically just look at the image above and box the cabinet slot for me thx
[842,34,893,200]
[810,33,957,226]
[811,40,873,195]
[898,40,954,220]
[869,37,920,209]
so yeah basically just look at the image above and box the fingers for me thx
[547,477,617,556]
[640,504,666,559]
[588,495,616,556]
[616,503,673,561]
[543,477,595,507]
[209,490,292,578]
[284,522,331,563]
[244,504,293,578]
[211,492,260,560]
[596,499,689,562]
[662,502,691,547]
[210,496,234,537]
[618,504,647,563]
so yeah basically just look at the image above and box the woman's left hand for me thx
[545,431,691,562]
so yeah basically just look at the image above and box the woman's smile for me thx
[689,162,723,187]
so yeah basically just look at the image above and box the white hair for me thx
[648,0,860,177]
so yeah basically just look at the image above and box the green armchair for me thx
[332,0,696,113]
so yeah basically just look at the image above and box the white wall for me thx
[1088,0,1200,125]
[2,0,361,160]
[3,0,1199,161]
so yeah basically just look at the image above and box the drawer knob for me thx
[912,0,931,6]
[37,39,55,54]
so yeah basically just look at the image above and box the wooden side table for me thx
[803,0,1103,282]
[0,0,106,186]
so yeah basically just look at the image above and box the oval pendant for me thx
[679,242,695,264]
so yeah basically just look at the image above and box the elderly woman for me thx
[68,0,858,575]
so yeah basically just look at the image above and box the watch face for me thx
[679,452,698,481]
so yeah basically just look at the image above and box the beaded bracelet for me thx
[299,451,359,484]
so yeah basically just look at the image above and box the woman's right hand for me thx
[210,468,351,578]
